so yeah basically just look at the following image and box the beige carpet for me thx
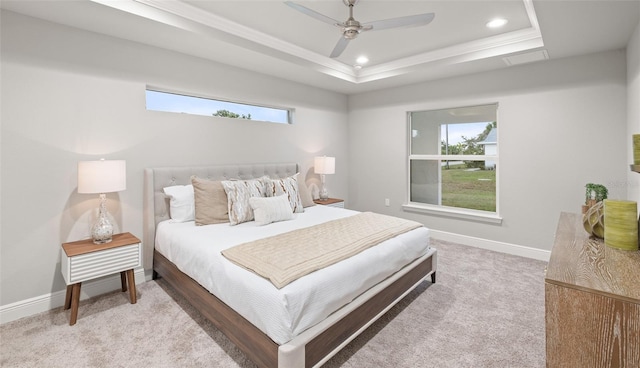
[0,239,547,367]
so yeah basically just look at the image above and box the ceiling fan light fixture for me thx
[486,18,508,29]
[344,28,360,39]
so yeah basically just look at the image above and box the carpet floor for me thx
[0,239,547,367]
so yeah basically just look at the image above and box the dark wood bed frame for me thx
[153,251,435,367]
[144,164,436,368]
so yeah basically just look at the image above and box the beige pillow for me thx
[298,180,315,208]
[191,176,229,225]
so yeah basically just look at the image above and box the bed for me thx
[143,163,437,368]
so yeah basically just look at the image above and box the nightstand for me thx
[61,232,142,325]
[313,198,344,208]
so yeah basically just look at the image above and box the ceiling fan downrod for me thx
[342,0,363,39]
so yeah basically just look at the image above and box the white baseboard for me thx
[0,268,148,325]
[429,230,551,262]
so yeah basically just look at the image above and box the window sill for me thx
[402,203,503,224]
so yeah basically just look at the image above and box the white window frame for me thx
[145,87,294,124]
[402,105,502,224]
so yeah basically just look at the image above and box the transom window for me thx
[407,104,499,222]
[145,88,293,124]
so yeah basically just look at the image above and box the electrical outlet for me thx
[385,198,390,206]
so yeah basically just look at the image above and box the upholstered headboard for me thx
[142,163,298,270]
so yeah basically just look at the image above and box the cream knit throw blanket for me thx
[222,212,423,288]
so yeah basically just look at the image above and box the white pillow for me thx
[221,177,268,225]
[249,195,293,226]
[163,184,195,222]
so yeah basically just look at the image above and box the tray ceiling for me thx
[1,0,638,94]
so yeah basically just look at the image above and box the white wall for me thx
[628,20,640,212]
[348,50,628,252]
[0,11,349,307]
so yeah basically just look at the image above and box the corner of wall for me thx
[628,19,640,211]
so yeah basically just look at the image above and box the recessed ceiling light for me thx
[486,18,508,29]
[356,56,369,64]
[354,65,363,70]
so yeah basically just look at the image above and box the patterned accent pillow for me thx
[266,173,304,213]
[221,177,268,225]
[249,195,293,226]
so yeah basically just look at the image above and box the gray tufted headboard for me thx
[142,163,298,270]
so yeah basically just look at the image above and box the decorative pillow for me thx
[266,173,304,213]
[221,177,268,225]
[191,176,229,225]
[249,195,293,226]
[297,180,315,208]
[163,185,195,222]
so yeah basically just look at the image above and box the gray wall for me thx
[347,50,629,251]
[0,11,349,306]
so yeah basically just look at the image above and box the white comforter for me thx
[155,205,430,345]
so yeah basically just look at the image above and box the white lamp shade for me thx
[78,160,126,194]
[314,156,335,175]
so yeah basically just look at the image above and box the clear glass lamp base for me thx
[318,174,330,201]
[319,184,329,201]
[92,194,114,244]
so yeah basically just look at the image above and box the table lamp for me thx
[314,156,335,201]
[78,159,126,244]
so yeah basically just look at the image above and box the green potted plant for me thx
[585,183,608,206]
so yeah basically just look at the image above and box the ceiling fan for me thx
[285,0,435,59]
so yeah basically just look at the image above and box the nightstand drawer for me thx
[325,201,344,208]
[62,243,141,284]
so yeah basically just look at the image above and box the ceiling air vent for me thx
[503,50,549,66]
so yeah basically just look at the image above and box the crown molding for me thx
[133,0,357,80]
[358,27,544,83]
[98,0,543,85]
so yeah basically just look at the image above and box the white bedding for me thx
[155,205,431,345]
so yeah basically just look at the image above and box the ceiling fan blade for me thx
[330,37,350,58]
[284,1,341,27]
[363,13,435,32]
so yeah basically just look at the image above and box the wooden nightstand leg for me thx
[69,283,81,326]
[126,269,137,304]
[64,285,73,310]
[120,271,127,292]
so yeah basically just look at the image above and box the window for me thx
[406,104,500,222]
[145,89,293,124]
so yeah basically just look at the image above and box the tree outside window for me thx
[409,104,498,213]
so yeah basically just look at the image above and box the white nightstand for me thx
[61,232,141,325]
[313,198,345,208]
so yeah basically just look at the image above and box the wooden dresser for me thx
[545,212,640,367]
